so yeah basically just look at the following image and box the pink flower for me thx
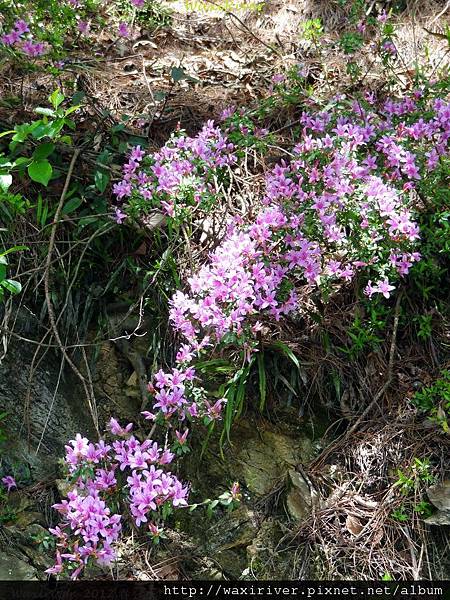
[175,429,189,445]
[21,40,45,56]
[1,32,19,45]
[14,20,29,35]
[118,23,130,37]
[45,551,63,575]
[1,476,17,492]
[107,417,133,437]
[114,208,126,224]
[141,410,156,421]
[376,278,395,298]
[272,73,285,84]
[77,20,90,35]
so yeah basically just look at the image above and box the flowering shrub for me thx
[0,19,46,56]
[141,88,449,424]
[45,419,189,579]
[0,0,162,59]
[113,121,236,223]
[0,1,95,58]
[47,418,243,577]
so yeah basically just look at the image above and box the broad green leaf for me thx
[171,66,189,82]
[59,135,73,145]
[14,157,30,167]
[2,279,22,294]
[94,170,110,193]
[33,142,55,160]
[31,122,54,139]
[28,160,52,186]
[171,67,199,83]
[62,197,83,215]
[49,89,65,110]
[35,107,55,117]
[0,174,12,192]
[77,216,98,228]
[64,105,81,116]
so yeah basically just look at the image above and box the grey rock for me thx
[426,479,450,526]
[286,469,320,521]
[0,550,37,580]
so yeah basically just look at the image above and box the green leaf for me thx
[0,174,12,192]
[59,135,73,145]
[94,170,110,193]
[272,341,300,370]
[35,107,55,117]
[154,91,166,102]
[77,216,98,228]
[72,91,85,105]
[28,160,52,186]
[64,105,81,116]
[170,67,199,83]
[62,197,83,215]
[31,122,53,140]
[235,362,251,419]
[222,382,236,444]
[33,142,55,161]
[0,130,15,139]
[257,352,267,411]
[1,279,22,294]
[171,67,188,82]
[14,157,30,167]
[49,89,65,110]
[0,245,28,258]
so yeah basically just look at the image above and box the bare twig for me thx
[42,149,100,437]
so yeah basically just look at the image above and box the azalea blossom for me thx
[1,476,17,492]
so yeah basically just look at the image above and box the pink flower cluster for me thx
[142,366,226,424]
[1,20,45,56]
[47,419,188,579]
[113,121,236,220]
[47,490,121,578]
